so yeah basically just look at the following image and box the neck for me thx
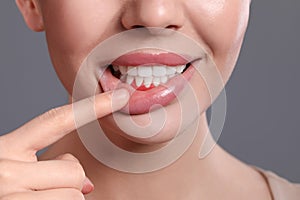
[41,113,268,200]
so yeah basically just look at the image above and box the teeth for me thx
[128,67,138,76]
[144,77,153,88]
[138,66,152,77]
[126,75,134,85]
[166,67,176,75]
[161,76,168,84]
[113,64,189,88]
[153,77,161,86]
[116,65,186,76]
[135,76,143,87]
[176,65,185,73]
[152,66,167,77]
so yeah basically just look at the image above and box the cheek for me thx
[186,0,249,81]
[41,0,122,94]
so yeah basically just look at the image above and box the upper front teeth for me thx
[113,65,186,88]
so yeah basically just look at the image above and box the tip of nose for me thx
[121,1,184,31]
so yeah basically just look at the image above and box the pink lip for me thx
[112,52,188,66]
[99,52,197,115]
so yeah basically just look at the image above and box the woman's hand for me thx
[0,89,129,200]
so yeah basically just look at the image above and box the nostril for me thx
[132,25,145,29]
[132,25,177,30]
[166,25,179,30]
[132,25,179,30]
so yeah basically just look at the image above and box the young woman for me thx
[0,0,299,199]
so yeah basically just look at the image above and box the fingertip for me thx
[111,88,130,111]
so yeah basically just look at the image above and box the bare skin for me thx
[0,89,130,199]
[41,114,272,200]
[0,0,273,199]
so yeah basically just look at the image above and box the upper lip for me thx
[111,50,196,67]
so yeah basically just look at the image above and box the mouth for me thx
[98,51,199,115]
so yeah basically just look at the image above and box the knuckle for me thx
[39,106,72,131]
[43,107,68,122]
[0,161,12,197]
[70,162,86,184]
[0,160,14,184]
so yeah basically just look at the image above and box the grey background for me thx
[0,1,299,182]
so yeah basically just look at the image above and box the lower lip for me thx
[99,65,195,115]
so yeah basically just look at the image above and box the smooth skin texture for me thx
[33,0,251,145]
[0,0,272,199]
[0,89,129,199]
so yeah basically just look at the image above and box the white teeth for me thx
[126,75,134,85]
[152,66,167,77]
[128,67,138,76]
[166,67,176,75]
[135,76,143,87]
[115,65,186,77]
[138,66,152,77]
[153,77,161,87]
[144,77,153,88]
[113,64,189,88]
[176,65,185,73]
[161,76,168,84]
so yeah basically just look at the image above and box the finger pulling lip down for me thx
[99,52,197,115]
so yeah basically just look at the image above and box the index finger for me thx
[2,89,129,153]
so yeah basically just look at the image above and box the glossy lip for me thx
[112,52,190,66]
[99,51,200,115]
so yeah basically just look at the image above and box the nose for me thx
[121,0,184,30]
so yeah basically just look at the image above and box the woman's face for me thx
[31,0,250,144]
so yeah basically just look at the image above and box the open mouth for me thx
[98,52,198,115]
[109,62,191,91]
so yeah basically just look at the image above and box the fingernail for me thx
[111,88,130,111]
[82,177,94,194]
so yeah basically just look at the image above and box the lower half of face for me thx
[40,0,250,145]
